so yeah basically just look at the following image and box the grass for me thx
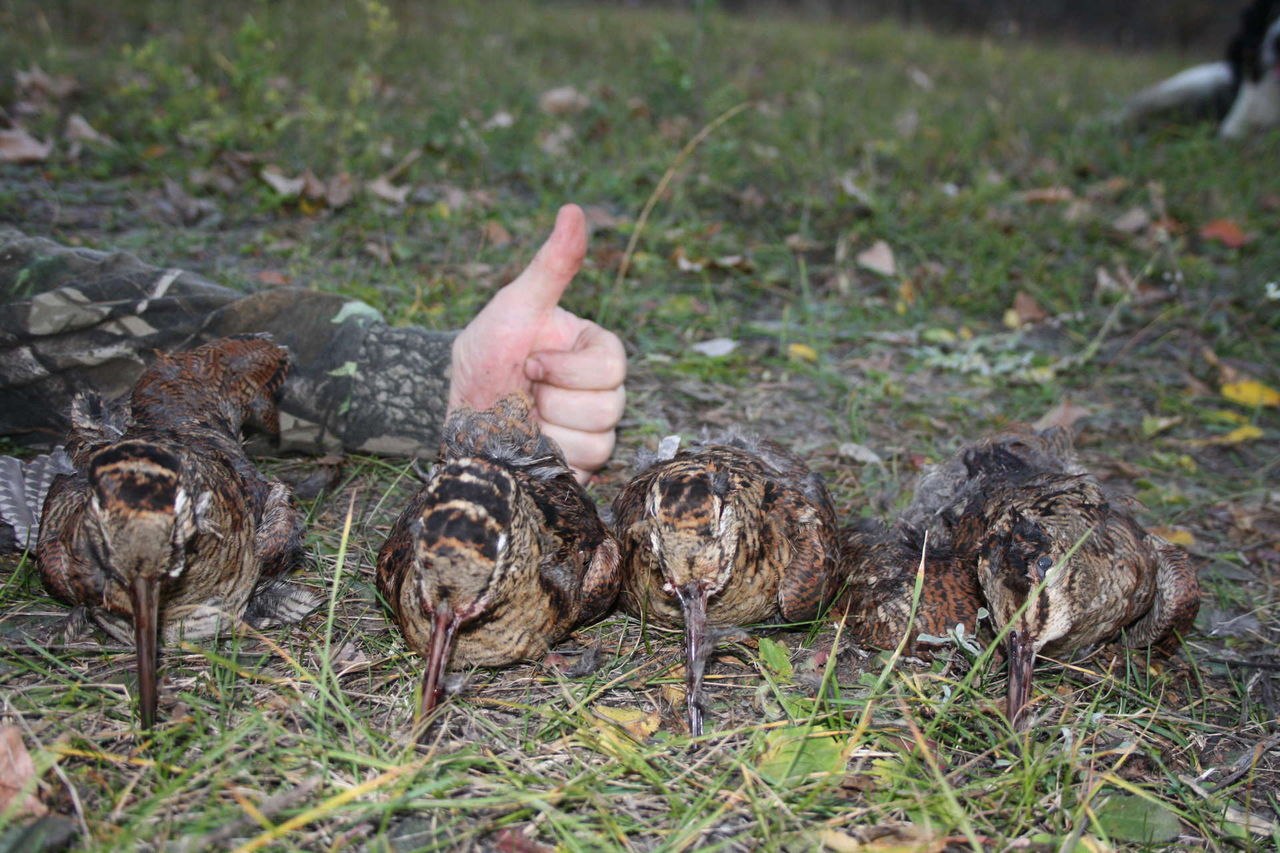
[1,0,1279,849]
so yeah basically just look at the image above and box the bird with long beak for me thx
[958,458,1199,731]
[37,336,311,730]
[612,433,842,737]
[376,394,619,724]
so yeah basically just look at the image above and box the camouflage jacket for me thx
[0,229,454,457]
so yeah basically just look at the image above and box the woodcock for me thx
[376,394,620,724]
[613,433,843,737]
[37,336,312,729]
[842,427,1199,730]
[835,518,983,655]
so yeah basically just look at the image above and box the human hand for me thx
[448,204,626,481]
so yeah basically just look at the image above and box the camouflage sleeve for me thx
[0,228,454,457]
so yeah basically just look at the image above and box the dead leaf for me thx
[260,166,304,199]
[838,442,883,465]
[482,220,513,247]
[788,342,819,363]
[255,270,291,286]
[150,177,220,226]
[820,825,944,852]
[1199,218,1250,248]
[0,725,47,819]
[690,338,737,358]
[482,110,515,130]
[581,204,628,234]
[15,65,77,100]
[325,172,356,208]
[592,704,660,741]
[784,233,822,252]
[1033,399,1091,432]
[1150,526,1195,547]
[1222,380,1280,408]
[299,170,326,201]
[329,640,370,674]
[490,827,554,853]
[1006,291,1048,326]
[1141,415,1182,438]
[64,114,113,147]
[539,85,590,116]
[367,174,410,205]
[1189,424,1264,447]
[1015,186,1075,204]
[1111,207,1150,234]
[856,240,896,277]
[0,128,52,164]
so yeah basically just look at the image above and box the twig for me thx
[603,100,752,323]
[1203,731,1280,793]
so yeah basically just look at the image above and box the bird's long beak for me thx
[130,575,161,730]
[676,582,711,738]
[419,603,459,725]
[1006,629,1036,731]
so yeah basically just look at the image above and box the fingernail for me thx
[524,356,545,382]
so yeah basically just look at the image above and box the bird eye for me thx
[1035,555,1054,577]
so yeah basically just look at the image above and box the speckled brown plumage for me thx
[375,394,620,722]
[833,519,984,655]
[877,426,1199,729]
[36,335,310,729]
[612,432,842,736]
[959,461,1200,728]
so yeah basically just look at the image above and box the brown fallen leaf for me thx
[255,270,291,286]
[1199,218,1251,248]
[0,725,47,819]
[1015,186,1075,204]
[489,827,554,853]
[0,128,52,164]
[325,172,356,208]
[482,220,513,248]
[592,704,660,741]
[367,174,410,205]
[1033,399,1091,432]
[1007,290,1048,326]
[299,170,326,201]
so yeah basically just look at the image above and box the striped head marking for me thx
[410,458,530,622]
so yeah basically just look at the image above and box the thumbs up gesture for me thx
[448,204,627,481]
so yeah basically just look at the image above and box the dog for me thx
[1121,0,1280,138]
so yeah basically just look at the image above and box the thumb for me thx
[497,204,587,315]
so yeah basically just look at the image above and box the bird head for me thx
[969,473,1105,731]
[85,441,194,730]
[408,457,535,720]
[634,462,748,737]
[640,465,742,600]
